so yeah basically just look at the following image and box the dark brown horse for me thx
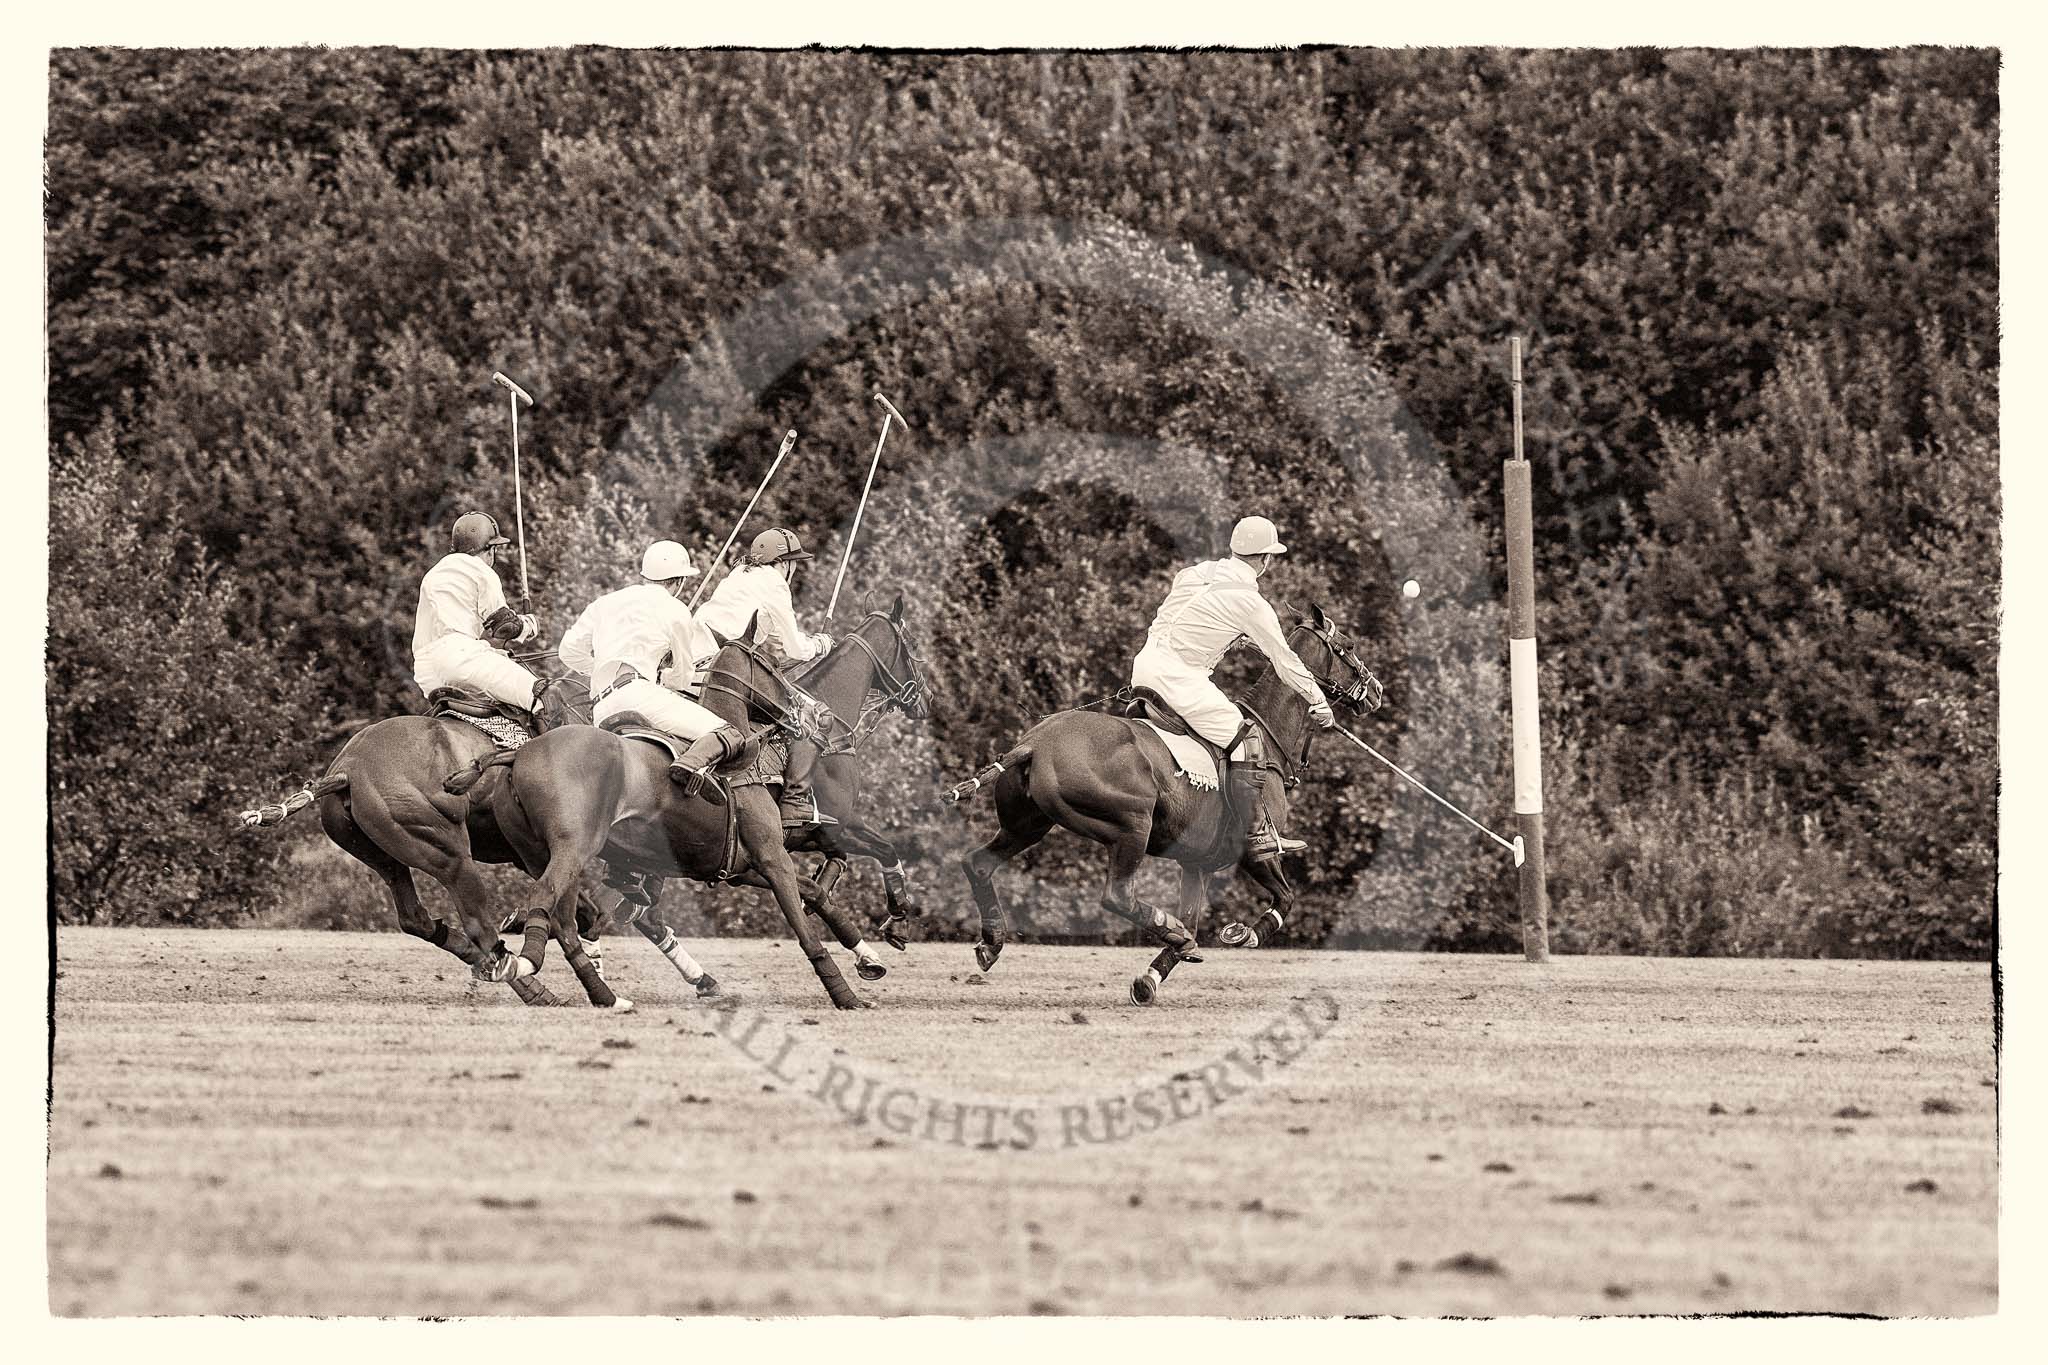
[749,599,933,951]
[946,605,1381,1004]
[237,677,609,1006]
[585,599,934,983]
[482,625,889,1009]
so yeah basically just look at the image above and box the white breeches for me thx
[593,678,725,741]
[1131,643,1245,749]
[415,636,540,711]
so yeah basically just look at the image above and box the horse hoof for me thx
[1177,948,1204,965]
[1129,975,1157,1006]
[694,975,721,998]
[857,960,887,982]
[475,949,515,984]
[835,996,874,1011]
[974,942,1001,973]
[1218,923,1253,948]
[607,996,636,1013]
[512,955,540,980]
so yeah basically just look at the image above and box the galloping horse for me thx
[238,677,611,1006]
[946,604,1382,1004]
[721,598,933,951]
[482,626,890,1010]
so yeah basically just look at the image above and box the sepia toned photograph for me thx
[41,37,2002,1323]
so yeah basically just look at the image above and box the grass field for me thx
[48,927,1996,1317]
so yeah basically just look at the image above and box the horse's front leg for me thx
[1132,862,1214,1005]
[736,789,866,1010]
[1220,854,1291,949]
[628,884,720,998]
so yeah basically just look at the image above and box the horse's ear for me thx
[890,592,904,624]
[743,610,762,644]
[707,625,732,649]
[1309,601,1328,630]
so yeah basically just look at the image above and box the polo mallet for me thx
[491,371,535,602]
[827,391,908,619]
[1332,723,1525,866]
[691,429,799,609]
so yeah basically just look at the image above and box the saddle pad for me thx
[1140,720,1220,791]
[451,712,531,750]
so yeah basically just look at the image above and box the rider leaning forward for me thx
[695,528,837,828]
[1131,515,1336,857]
[411,512,545,721]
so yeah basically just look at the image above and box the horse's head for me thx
[838,592,932,721]
[1289,602,1384,715]
[700,612,801,730]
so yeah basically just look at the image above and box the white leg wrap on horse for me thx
[1143,968,1163,988]
[670,948,706,983]
[512,956,537,979]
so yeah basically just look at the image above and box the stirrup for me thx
[1248,825,1306,857]
[669,762,728,805]
[780,789,840,828]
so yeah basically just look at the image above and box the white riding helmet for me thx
[1229,516,1288,556]
[640,540,699,581]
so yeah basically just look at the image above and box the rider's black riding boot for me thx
[778,737,839,828]
[1235,766,1306,857]
[528,678,551,734]
[669,728,737,805]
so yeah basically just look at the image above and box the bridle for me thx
[700,639,821,740]
[792,610,932,756]
[1297,614,1385,715]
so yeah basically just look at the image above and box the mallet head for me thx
[492,371,534,406]
[873,391,909,428]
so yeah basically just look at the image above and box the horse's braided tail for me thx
[238,773,348,830]
[443,748,516,796]
[938,744,1030,807]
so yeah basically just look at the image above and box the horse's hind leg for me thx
[964,808,1051,973]
[323,793,560,1004]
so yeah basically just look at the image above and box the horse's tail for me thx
[939,744,1031,807]
[238,772,348,830]
[443,748,516,796]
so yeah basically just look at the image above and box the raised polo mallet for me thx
[491,371,535,602]
[828,392,909,619]
[691,429,799,609]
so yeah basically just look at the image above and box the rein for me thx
[787,612,930,757]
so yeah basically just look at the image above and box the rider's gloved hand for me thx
[516,613,540,644]
[1310,699,1337,729]
[813,634,835,655]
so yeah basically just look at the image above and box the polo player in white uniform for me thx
[1131,515,1335,855]
[412,511,544,716]
[558,540,752,796]
[696,527,838,827]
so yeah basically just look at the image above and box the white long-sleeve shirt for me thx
[558,583,717,696]
[695,564,829,662]
[1141,557,1326,706]
[412,552,509,663]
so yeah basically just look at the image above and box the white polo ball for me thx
[1401,579,1420,598]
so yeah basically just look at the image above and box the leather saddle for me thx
[597,711,687,764]
[597,713,769,774]
[1119,687,1252,788]
[426,686,531,727]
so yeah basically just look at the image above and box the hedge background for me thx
[45,49,1997,957]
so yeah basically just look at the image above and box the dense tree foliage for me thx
[46,49,1996,957]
